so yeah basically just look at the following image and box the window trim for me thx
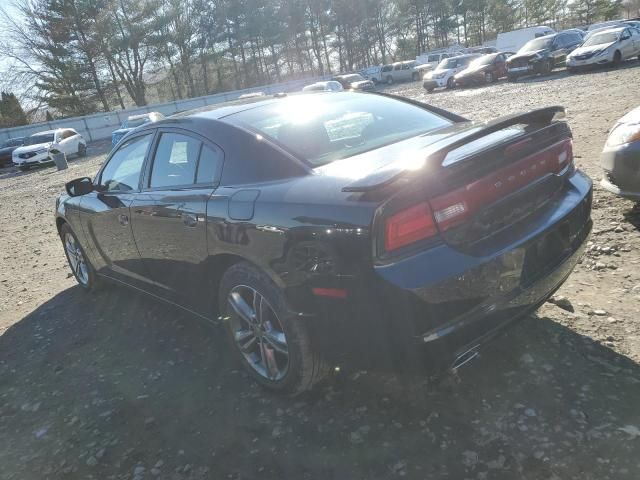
[94,130,157,193]
[141,127,225,192]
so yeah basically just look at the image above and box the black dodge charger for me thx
[56,92,592,394]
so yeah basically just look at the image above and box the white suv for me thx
[12,128,86,171]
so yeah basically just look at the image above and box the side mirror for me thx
[65,177,94,197]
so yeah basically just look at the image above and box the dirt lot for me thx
[1,64,640,480]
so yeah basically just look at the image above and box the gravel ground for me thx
[1,63,640,480]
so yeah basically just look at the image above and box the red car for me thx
[454,53,510,87]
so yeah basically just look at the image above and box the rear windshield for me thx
[25,134,54,145]
[520,37,553,52]
[227,93,452,167]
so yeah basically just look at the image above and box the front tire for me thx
[612,51,622,68]
[484,71,494,83]
[78,143,87,157]
[219,262,328,395]
[19,165,30,171]
[386,75,393,85]
[412,72,418,81]
[60,223,99,291]
[446,77,455,89]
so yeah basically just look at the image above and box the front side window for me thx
[149,132,201,188]
[227,92,452,167]
[100,134,152,192]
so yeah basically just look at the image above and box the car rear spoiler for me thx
[342,106,566,193]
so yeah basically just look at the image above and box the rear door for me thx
[129,129,223,310]
[78,132,154,285]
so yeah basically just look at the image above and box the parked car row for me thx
[420,24,640,93]
[1,129,87,171]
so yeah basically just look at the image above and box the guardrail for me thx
[0,76,331,144]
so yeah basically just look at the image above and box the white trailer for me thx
[496,26,555,53]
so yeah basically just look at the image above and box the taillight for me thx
[430,137,573,233]
[385,201,438,251]
[382,137,574,251]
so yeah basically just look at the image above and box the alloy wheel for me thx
[64,233,89,285]
[227,285,289,381]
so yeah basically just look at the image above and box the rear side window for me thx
[150,133,200,188]
[196,144,223,184]
[100,134,152,192]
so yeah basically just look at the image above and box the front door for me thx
[130,130,223,311]
[78,132,154,286]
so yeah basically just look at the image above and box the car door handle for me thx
[118,214,129,226]
[181,212,198,227]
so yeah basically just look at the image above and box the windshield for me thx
[583,31,620,46]
[469,54,496,67]
[520,37,553,52]
[227,93,451,167]
[25,134,54,145]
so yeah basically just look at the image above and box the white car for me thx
[567,27,640,71]
[422,54,480,92]
[302,81,344,92]
[12,128,86,171]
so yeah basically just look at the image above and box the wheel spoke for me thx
[253,292,264,325]
[262,343,279,379]
[237,332,257,353]
[228,292,256,326]
[263,330,288,355]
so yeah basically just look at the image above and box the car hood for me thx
[0,146,18,155]
[569,42,615,57]
[455,65,487,77]
[614,105,640,127]
[13,143,52,154]
[432,68,456,75]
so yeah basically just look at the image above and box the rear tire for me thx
[19,165,30,171]
[219,262,329,395]
[612,51,622,68]
[426,87,434,93]
[539,60,552,75]
[484,72,494,83]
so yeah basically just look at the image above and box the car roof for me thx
[32,129,59,135]
[171,93,303,121]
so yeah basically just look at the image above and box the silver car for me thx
[600,106,640,201]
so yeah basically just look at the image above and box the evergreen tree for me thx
[0,92,28,128]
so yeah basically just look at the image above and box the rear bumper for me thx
[600,141,640,199]
[313,169,592,372]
